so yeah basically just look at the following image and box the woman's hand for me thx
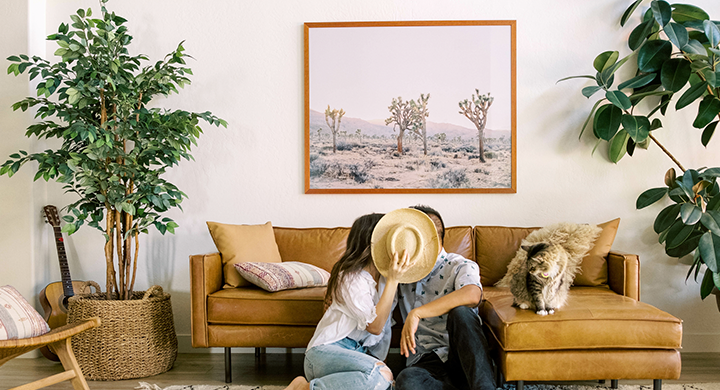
[400,309,420,357]
[385,250,411,284]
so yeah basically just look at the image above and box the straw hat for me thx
[371,208,440,283]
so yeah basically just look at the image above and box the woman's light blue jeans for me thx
[304,337,393,390]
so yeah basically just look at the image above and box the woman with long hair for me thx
[285,213,410,390]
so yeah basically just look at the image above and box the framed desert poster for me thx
[304,21,516,194]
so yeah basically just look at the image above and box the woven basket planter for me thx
[67,284,178,381]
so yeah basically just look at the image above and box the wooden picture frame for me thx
[304,21,516,194]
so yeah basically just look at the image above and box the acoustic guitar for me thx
[39,205,87,361]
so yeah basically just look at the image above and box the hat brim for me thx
[371,208,439,283]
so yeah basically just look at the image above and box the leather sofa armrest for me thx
[607,250,640,300]
[190,252,223,348]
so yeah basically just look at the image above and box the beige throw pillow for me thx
[207,221,283,288]
[574,218,620,286]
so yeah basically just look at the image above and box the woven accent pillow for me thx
[234,262,331,292]
[0,285,50,340]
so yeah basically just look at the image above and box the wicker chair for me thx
[0,317,101,390]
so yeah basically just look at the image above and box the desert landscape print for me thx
[305,21,516,192]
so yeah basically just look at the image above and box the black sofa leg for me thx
[611,380,619,388]
[599,380,606,384]
[654,379,662,390]
[225,347,232,383]
[516,380,524,390]
[255,347,260,358]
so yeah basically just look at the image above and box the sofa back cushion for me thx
[474,226,539,287]
[444,226,474,260]
[274,227,351,272]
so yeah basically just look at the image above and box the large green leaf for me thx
[704,20,720,47]
[683,39,708,55]
[609,129,630,163]
[681,203,703,225]
[629,20,656,51]
[655,204,681,233]
[672,4,710,24]
[652,0,672,27]
[618,73,657,90]
[701,210,720,236]
[660,58,692,92]
[622,114,651,143]
[606,90,632,110]
[665,219,695,249]
[693,96,720,128]
[664,22,689,49]
[638,40,673,72]
[700,267,717,299]
[583,86,603,98]
[667,231,703,257]
[622,0,645,27]
[699,232,720,273]
[637,187,668,209]
[675,81,708,110]
[594,51,619,72]
[594,104,623,141]
[701,68,720,88]
[702,121,717,146]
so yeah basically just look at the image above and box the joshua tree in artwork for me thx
[385,96,416,155]
[325,105,345,153]
[409,93,430,156]
[459,90,494,162]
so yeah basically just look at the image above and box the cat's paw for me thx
[547,309,555,315]
[536,310,548,316]
[519,303,530,310]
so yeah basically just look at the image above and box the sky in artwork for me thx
[309,24,512,130]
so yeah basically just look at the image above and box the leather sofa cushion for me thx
[208,286,325,326]
[482,288,682,351]
[475,226,538,287]
[443,226,473,260]
[274,227,350,272]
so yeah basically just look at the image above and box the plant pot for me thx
[67,284,178,381]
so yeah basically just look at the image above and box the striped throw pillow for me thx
[0,285,50,340]
[234,262,330,292]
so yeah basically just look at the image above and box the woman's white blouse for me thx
[306,270,394,359]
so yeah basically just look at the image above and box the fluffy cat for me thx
[509,242,572,316]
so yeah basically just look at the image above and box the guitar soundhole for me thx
[59,295,70,312]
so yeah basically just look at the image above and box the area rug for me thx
[137,383,720,390]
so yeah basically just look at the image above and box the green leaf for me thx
[651,0,672,27]
[637,187,668,209]
[693,96,720,128]
[701,267,716,299]
[665,218,695,249]
[651,118,663,130]
[609,129,630,163]
[676,81,708,110]
[618,73,657,90]
[61,223,76,235]
[681,203,703,225]
[655,204,681,233]
[700,232,720,273]
[704,20,720,47]
[594,104,623,141]
[664,22,689,49]
[629,20,655,50]
[622,114,651,143]
[606,90,632,110]
[702,121,717,147]
[582,86,603,98]
[579,99,604,139]
[557,75,597,83]
[683,39,707,55]
[672,4,710,24]
[594,51,619,72]
[701,68,718,88]
[638,40,672,72]
[77,8,85,18]
[660,58,692,92]
[622,0,645,27]
[701,210,720,236]
[667,231,702,257]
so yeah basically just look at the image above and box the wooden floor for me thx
[2,352,719,389]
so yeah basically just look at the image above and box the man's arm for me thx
[400,284,482,357]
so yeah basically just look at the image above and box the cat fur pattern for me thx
[496,222,602,315]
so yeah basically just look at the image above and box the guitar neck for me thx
[52,226,74,298]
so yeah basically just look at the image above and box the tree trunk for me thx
[332,131,337,153]
[397,130,404,154]
[422,123,427,156]
[477,131,486,163]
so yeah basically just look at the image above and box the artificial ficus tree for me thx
[324,105,345,153]
[459,90,494,163]
[2,1,226,300]
[561,0,720,299]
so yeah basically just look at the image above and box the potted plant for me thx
[2,0,225,380]
[560,0,720,306]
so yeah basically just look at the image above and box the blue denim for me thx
[304,337,393,390]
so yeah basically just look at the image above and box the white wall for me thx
[1,0,719,353]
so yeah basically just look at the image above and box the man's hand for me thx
[400,309,420,357]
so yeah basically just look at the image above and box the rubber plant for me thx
[560,0,720,300]
[1,0,226,300]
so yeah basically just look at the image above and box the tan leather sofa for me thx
[190,225,682,388]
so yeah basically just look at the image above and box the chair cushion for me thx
[444,226,474,260]
[273,227,350,272]
[481,288,682,351]
[207,286,326,326]
[0,285,50,340]
[234,261,330,292]
[574,218,620,286]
